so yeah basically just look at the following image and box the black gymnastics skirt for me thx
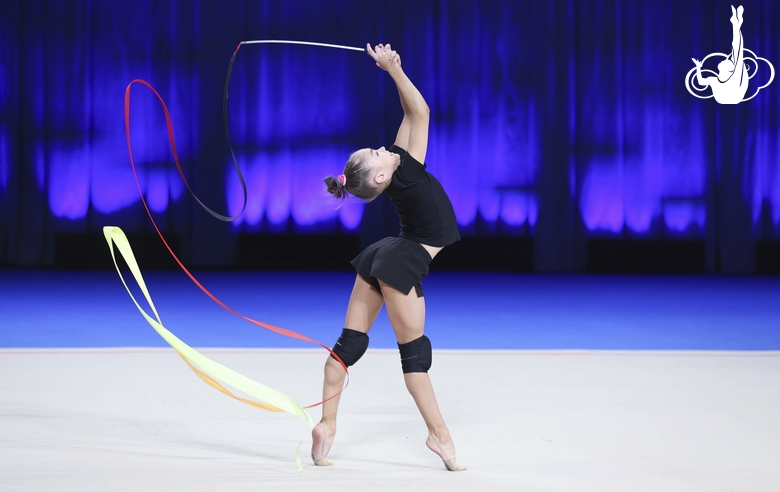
[351,237,433,297]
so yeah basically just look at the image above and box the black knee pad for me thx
[397,335,432,373]
[330,328,369,367]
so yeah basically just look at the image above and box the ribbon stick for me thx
[239,39,365,51]
[103,226,312,470]
[222,40,363,198]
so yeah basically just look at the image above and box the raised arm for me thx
[367,43,430,163]
[692,58,711,87]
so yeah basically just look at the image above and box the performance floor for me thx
[1,269,779,491]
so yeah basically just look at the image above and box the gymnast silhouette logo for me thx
[685,5,774,104]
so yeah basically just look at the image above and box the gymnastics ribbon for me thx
[114,40,365,468]
[124,78,348,386]
[104,226,312,469]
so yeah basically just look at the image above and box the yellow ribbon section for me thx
[103,226,313,470]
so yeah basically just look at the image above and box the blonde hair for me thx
[324,149,384,202]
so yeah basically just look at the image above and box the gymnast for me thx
[692,5,748,104]
[314,43,465,471]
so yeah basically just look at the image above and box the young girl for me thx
[315,43,464,472]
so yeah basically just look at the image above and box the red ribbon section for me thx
[123,78,347,408]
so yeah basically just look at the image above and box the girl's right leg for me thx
[379,279,464,471]
[313,274,384,465]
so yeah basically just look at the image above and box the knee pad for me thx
[397,335,432,373]
[330,328,369,367]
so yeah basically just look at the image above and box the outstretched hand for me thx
[366,43,401,71]
[692,58,702,67]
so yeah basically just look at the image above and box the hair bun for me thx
[324,176,346,200]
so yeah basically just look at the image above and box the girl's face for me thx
[364,146,398,169]
[362,147,400,188]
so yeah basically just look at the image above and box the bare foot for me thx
[311,422,335,466]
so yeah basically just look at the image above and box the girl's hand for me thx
[367,43,401,71]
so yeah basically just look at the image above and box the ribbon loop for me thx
[103,226,312,469]
[116,40,366,469]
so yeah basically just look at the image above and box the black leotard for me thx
[384,145,460,247]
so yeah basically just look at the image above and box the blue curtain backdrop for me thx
[1,0,779,271]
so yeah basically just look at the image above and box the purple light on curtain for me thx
[528,196,539,228]
[580,159,625,233]
[225,41,364,232]
[483,100,539,228]
[431,111,539,230]
[145,170,169,213]
[623,155,659,233]
[477,186,500,224]
[424,7,540,233]
[290,148,362,228]
[265,156,291,227]
[290,149,327,226]
[748,129,780,227]
[88,143,187,218]
[227,147,362,230]
[623,108,665,232]
[169,167,184,202]
[338,199,363,230]
[748,130,765,225]
[224,43,360,232]
[575,0,713,238]
[226,154,266,226]
[92,73,199,218]
[77,109,192,218]
[226,152,292,228]
[579,107,706,234]
[429,126,478,227]
[501,193,535,226]
[0,127,8,190]
[664,203,706,233]
[662,112,706,199]
[774,193,780,226]
[48,146,89,219]
[90,141,144,215]
[660,116,707,235]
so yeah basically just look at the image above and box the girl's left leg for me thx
[379,280,464,471]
